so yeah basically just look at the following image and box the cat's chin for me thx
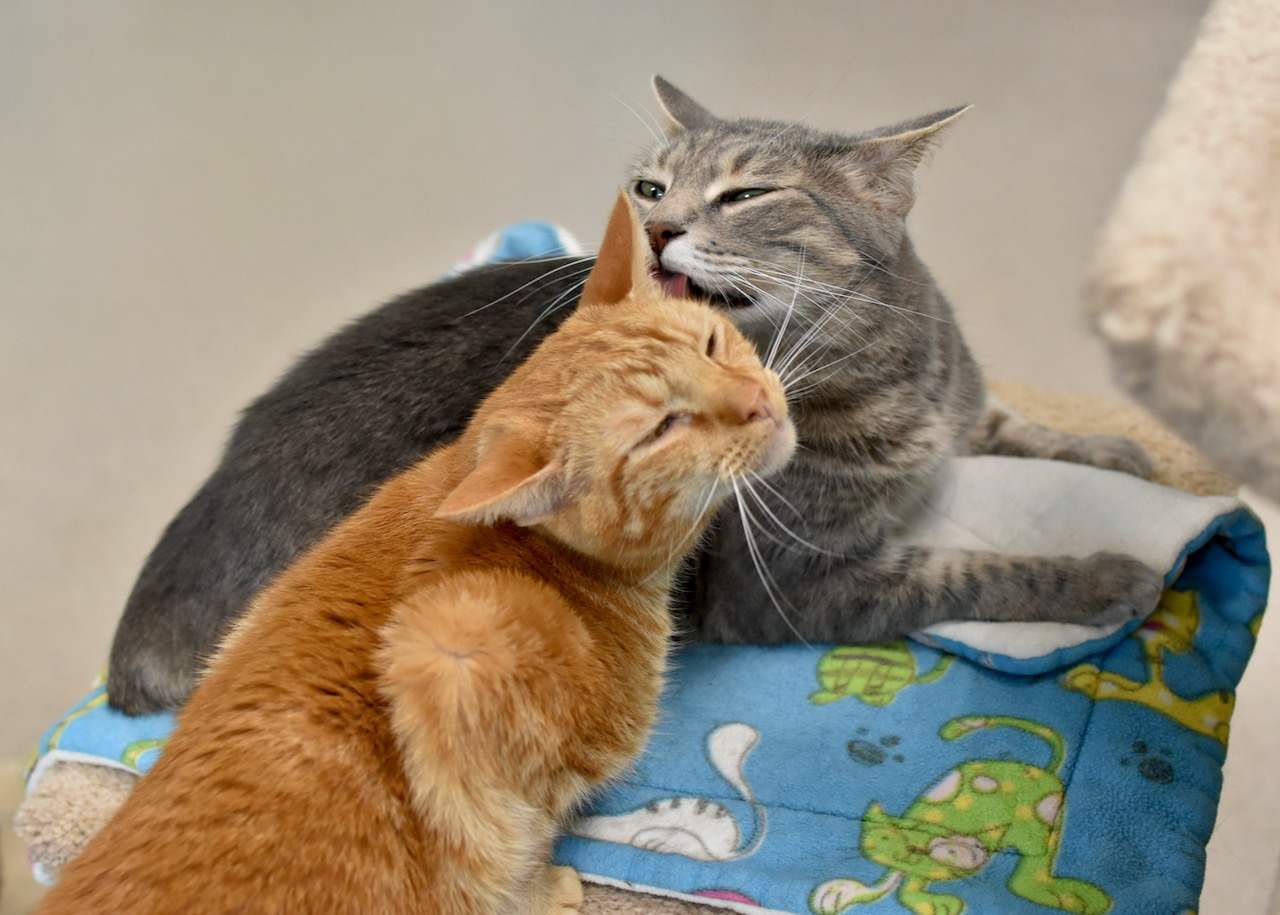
[653,268,755,311]
[757,417,798,478]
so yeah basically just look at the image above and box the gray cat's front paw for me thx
[1078,551,1163,626]
[1052,435,1153,479]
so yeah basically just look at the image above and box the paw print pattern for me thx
[847,727,906,767]
[1120,740,1175,784]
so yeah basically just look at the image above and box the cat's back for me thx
[235,257,589,453]
[41,468,451,915]
[108,256,591,715]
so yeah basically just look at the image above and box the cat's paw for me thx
[1078,552,1163,626]
[1052,435,1153,479]
[542,865,583,914]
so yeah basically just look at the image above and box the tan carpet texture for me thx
[1088,0,1280,500]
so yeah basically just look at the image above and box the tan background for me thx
[3,1,1276,912]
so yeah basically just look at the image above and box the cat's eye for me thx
[635,180,666,200]
[634,412,689,450]
[719,188,773,204]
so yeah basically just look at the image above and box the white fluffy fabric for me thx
[909,456,1242,659]
[1087,0,1280,499]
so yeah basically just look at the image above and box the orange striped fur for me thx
[38,195,794,915]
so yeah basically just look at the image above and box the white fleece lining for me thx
[908,456,1244,659]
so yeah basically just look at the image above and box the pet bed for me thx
[15,222,1268,915]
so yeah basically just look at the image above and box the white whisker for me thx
[732,478,812,648]
[783,337,880,390]
[747,470,802,519]
[644,480,721,583]
[611,93,663,146]
[500,276,590,361]
[742,478,844,557]
[459,257,595,318]
[765,246,804,370]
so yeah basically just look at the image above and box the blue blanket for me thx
[26,224,1271,914]
[552,503,1267,915]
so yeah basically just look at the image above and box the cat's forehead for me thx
[636,120,833,183]
[588,302,714,347]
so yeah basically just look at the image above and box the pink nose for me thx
[729,382,773,425]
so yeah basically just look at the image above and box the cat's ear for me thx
[652,75,718,133]
[436,427,567,527]
[580,192,658,306]
[840,105,972,216]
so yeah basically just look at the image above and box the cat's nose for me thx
[728,382,773,425]
[648,223,686,255]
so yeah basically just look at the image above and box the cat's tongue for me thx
[657,271,690,298]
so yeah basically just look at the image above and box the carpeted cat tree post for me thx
[1087,0,1280,501]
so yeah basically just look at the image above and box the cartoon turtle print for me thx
[810,643,954,707]
[811,715,1111,915]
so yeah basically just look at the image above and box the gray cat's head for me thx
[630,76,968,348]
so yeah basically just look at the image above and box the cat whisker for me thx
[741,264,890,318]
[611,93,664,147]
[736,267,868,360]
[859,252,932,288]
[754,267,946,327]
[772,295,858,381]
[644,480,722,584]
[765,246,805,370]
[747,470,803,520]
[460,258,595,319]
[775,302,847,370]
[741,477,845,558]
[845,289,950,325]
[738,265,853,300]
[782,338,881,392]
[722,276,780,330]
[730,274,855,373]
[485,252,597,267]
[500,276,591,361]
[732,478,812,648]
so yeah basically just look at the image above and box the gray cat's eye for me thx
[635,180,665,200]
[719,188,773,204]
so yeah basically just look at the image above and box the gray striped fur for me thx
[641,77,1159,643]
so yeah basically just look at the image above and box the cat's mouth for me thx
[653,268,754,310]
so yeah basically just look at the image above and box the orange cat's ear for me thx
[580,192,658,307]
[436,427,567,527]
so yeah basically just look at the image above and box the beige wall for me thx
[1,1,1205,760]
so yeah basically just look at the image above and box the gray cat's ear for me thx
[436,427,568,527]
[652,75,719,133]
[581,191,658,306]
[841,105,972,215]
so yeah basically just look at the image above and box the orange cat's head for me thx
[436,193,795,574]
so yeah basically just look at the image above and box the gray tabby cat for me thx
[635,79,1159,644]
[107,77,1159,715]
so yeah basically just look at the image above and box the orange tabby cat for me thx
[38,194,794,915]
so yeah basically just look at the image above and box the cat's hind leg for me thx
[969,394,1152,478]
